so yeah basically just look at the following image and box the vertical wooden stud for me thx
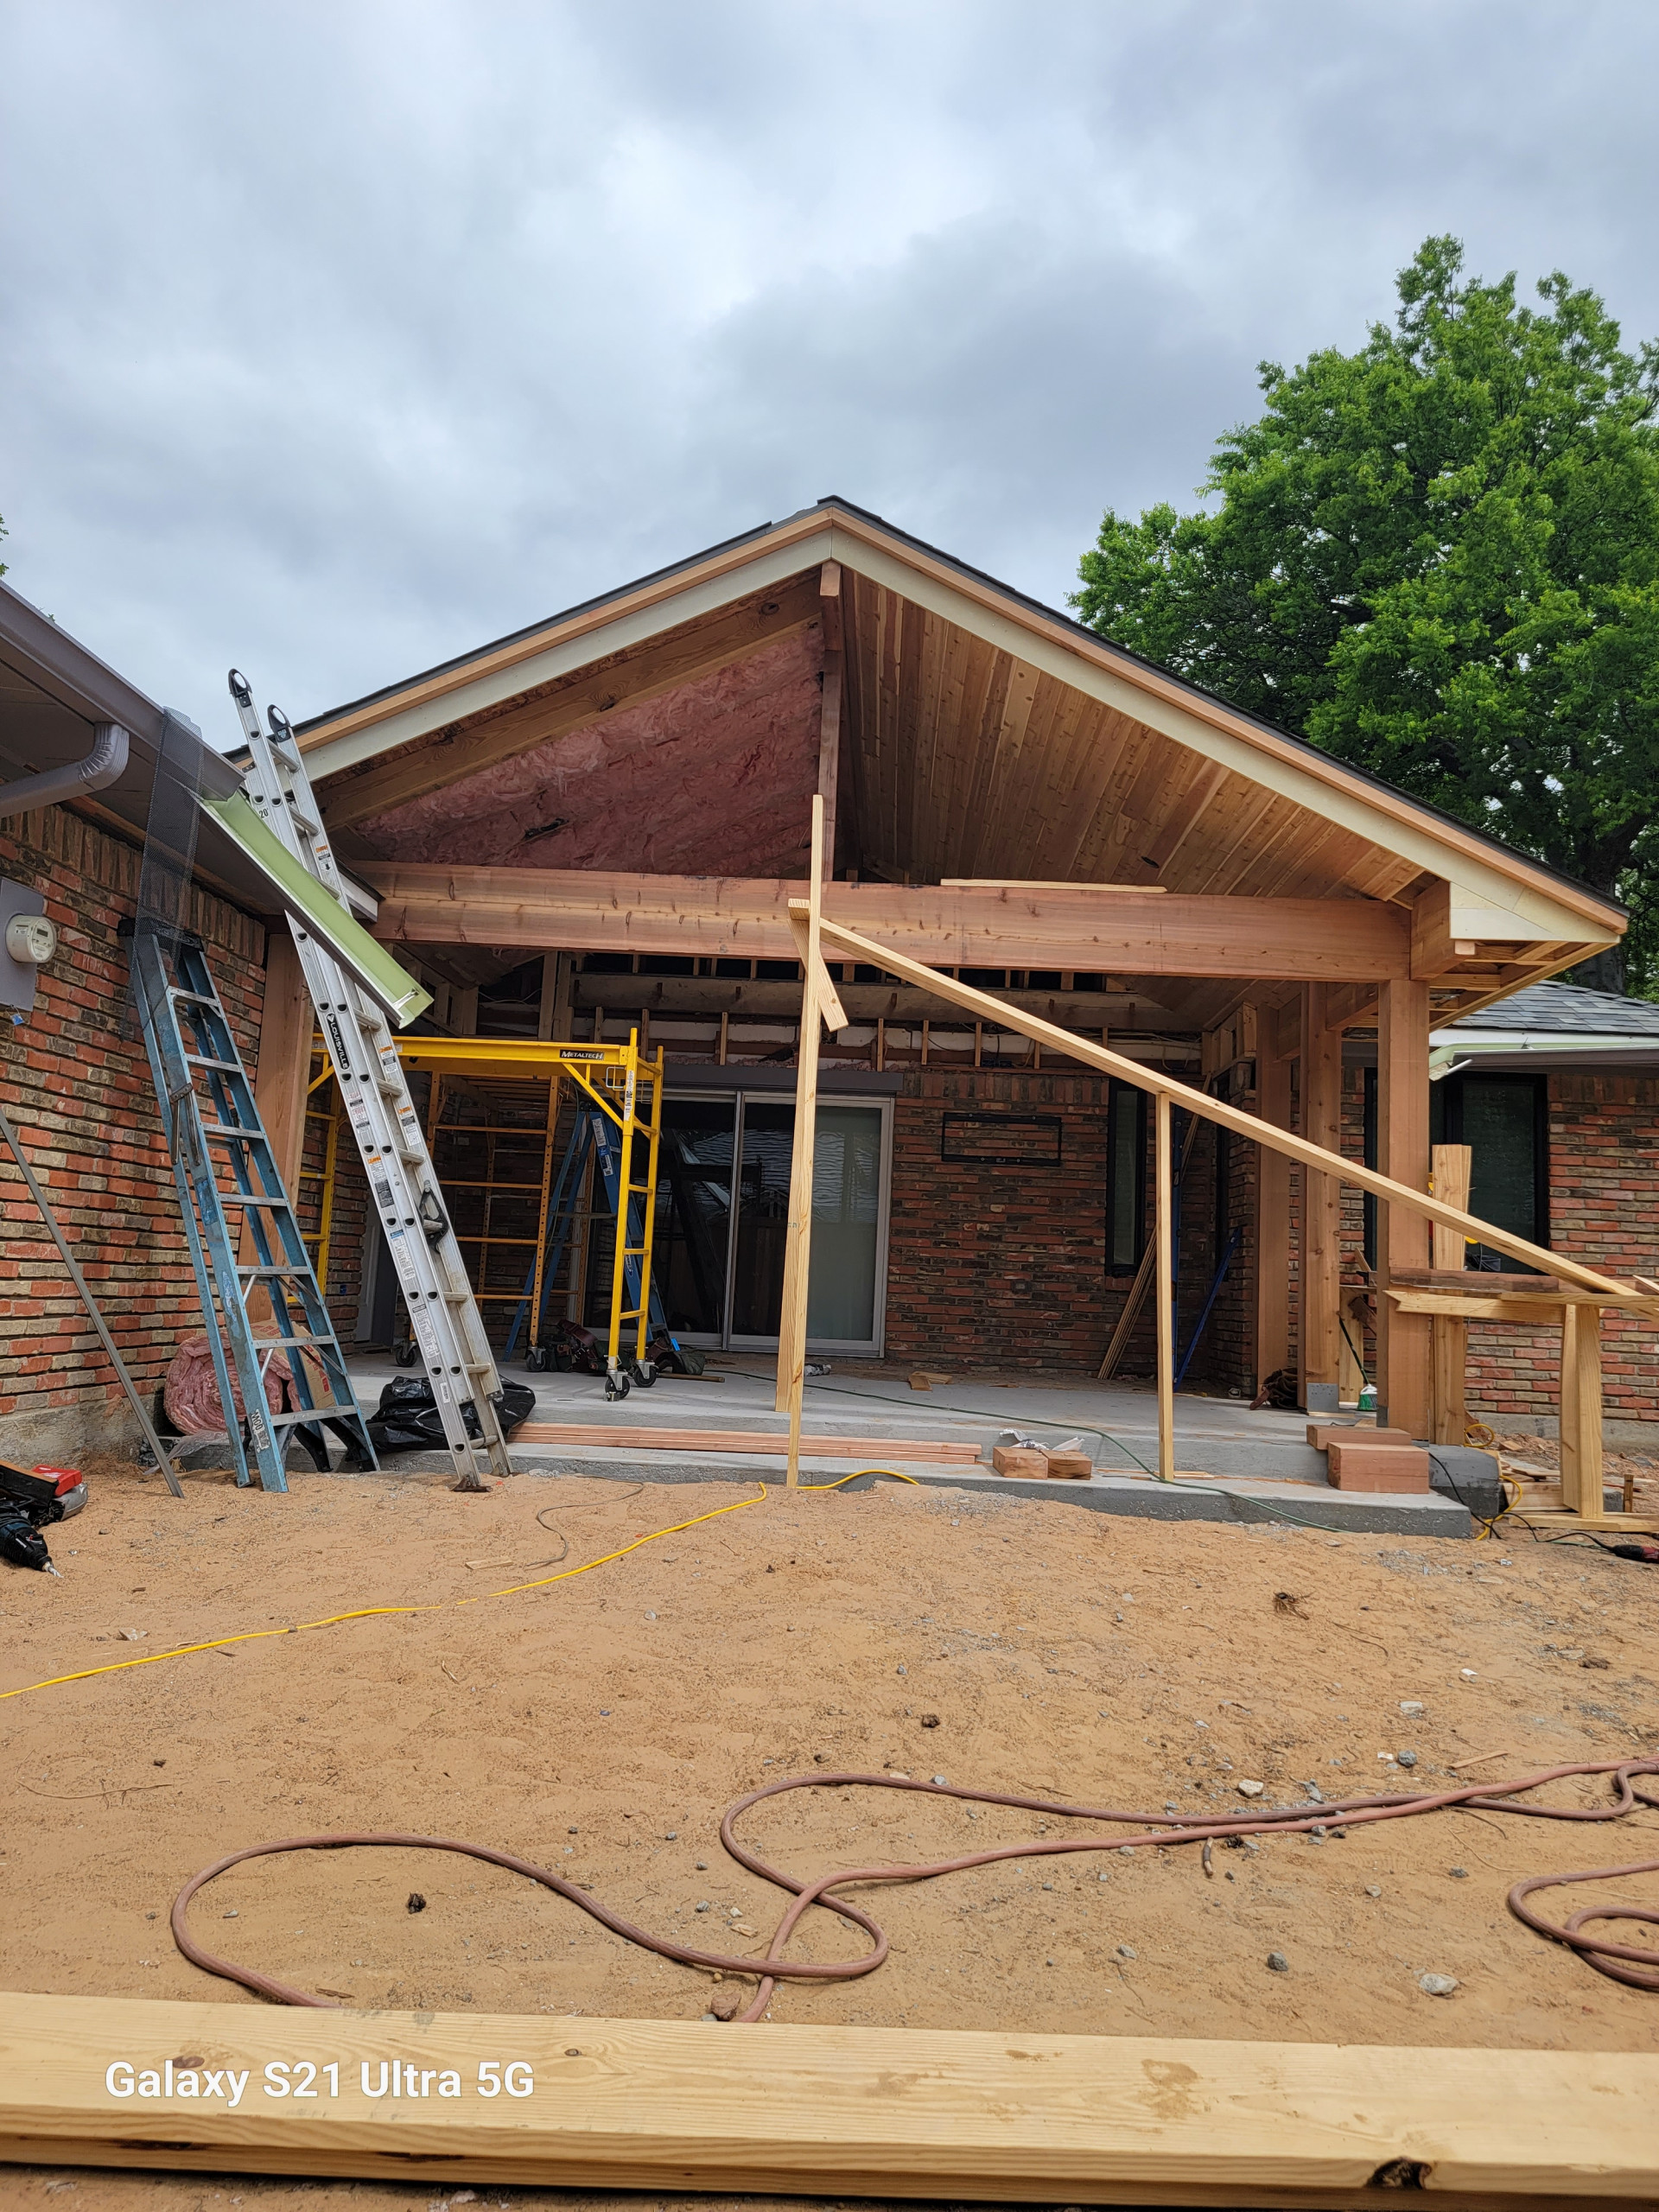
[1376,979,1433,1438]
[1430,1142,1472,1447]
[1155,1090,1174,1482]
[1299,984,1343,1413]
[1255,1027,1293,1393]
[776,796,830,1480]
[1558,1304,1605,1520]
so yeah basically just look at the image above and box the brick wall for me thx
[883,1068,1219,1374]
[0,805,269,1460]
[1464,1073,1659,1429]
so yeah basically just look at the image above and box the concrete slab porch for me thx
[338,1354,1506,1537]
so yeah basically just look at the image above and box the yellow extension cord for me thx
[0,1467,919,1707]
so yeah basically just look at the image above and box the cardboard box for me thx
[1325,1440,1431,1492]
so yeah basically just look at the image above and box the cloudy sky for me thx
[3,1,1657,747]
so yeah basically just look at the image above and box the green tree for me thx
[1072,238,1659,995]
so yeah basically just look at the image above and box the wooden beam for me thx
[512,1422,981,1461]
[776,796,829,1463]
[1154,1093,1174,1480]
[1430,1143,1472,1448]
[5,1991,1658,2203]
[1299,984,1344,1414]
[568,975,1189,1027]
[247,925,314,1312]
[367,868,1414,981]
[806,908,1630,1296]
[1559,1303,1605,1517]
[1254,1024,1293,1386]
[320,581,820,829]
[1376,980,1432,1438]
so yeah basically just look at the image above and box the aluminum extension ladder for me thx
[130,927,376,1493]
[228,672,512,1491]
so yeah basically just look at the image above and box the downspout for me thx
[0,721,130,822]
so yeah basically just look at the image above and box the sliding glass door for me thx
[647,1092,890,1353]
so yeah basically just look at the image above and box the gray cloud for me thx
[3,0,1657,745]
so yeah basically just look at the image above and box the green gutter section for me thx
[200,791,433,1030]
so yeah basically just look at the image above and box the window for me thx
[1104,1080,1147,1274]
[1431,1074,1548,1268]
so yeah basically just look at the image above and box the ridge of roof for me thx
[294,495,1624,925]
[292,515,789,736]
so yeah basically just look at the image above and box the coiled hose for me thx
[173,1755,1659,2016]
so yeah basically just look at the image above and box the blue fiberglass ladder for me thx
[130,928,376,1491]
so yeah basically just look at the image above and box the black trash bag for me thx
[366,1376,537,1455]
[0,1515,53,1572]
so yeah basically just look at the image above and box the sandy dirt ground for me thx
[2,1452,1657,2210]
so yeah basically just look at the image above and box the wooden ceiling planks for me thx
[838,575,1576,937]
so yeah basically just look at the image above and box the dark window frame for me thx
[1432,1071,1549,1268]
[1104,1079,1147,1275]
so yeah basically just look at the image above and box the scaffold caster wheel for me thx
[393,1341,418,1368]
[605,1369,631,1402]
[629,1359,656,1389]
[525,1344,550,1372]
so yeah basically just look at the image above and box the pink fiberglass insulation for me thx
[163,1332,314,1433]
[358,627,824,876]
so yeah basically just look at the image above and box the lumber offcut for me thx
[3,1993,1656,2206]
[512,1422,982,1462]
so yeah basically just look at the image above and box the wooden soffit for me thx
[300,500,1624,957]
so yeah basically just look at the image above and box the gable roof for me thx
[297,497,1625,958]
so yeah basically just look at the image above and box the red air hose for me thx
[173,1758,1659,2017]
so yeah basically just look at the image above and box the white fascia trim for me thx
[306,529,837,784]
[828,525,1611,944]
[1431,1030,1659,1053]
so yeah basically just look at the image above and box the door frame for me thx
[667,1087,893,1357]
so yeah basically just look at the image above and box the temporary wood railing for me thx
[7,1989,1656,2203]
[777,876,1657,1527]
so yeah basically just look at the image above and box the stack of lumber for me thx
[3,1991,1655,2202]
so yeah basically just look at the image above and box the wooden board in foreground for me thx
[512,1421,983,1463]
[2,1993,1656,2208]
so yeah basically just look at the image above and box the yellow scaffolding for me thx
[298,1055,343,1294]
[394,1034,666,1394]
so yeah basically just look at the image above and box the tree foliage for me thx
[1072,238,1659,995]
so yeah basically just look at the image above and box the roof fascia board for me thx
[822,516,1623,944]
[301,521,836,781]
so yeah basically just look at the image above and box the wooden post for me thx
[1155,1090,1174,1481]
[1430,1143,1472,1447]
[1254,1026,1292,1389]
[1299,984,1343,1413]
[1558,1303,1605,1518]
[537,950,575,1042]
[251,929,313,1205]
[1376,980,1433,1438]
[776,796,829,1481]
